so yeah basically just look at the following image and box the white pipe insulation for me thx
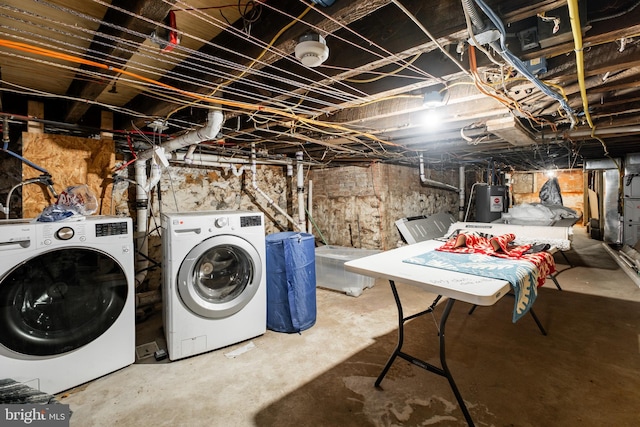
[251,144,302,231]
[418,153,461,193]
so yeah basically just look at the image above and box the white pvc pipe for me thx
[134,160,149,287]
[464,182,487,222]
[296,151,306,232]
[145,159,162,192]
[171,159,245,176]
[131,109,226,289]
[459,165,465,221]
[251,144,301,231]
[136,110,224,162]
[418,153,461,193]
[307,179,313,234]
[183,144,198,164]
[134,160,148,234]
[166,151,292,166]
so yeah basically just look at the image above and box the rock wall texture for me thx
[309,163,460,250]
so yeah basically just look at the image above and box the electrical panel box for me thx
[523,57,547,75]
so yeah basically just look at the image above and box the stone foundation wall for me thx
[309,163,460,250]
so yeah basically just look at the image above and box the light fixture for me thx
[295,33,329,67]
[422,90,445,108]
[422,109,442,130]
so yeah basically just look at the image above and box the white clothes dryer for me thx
[0,216,135,395]
[162,211,266,361]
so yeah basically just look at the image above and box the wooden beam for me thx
[64,0,177,123]
[101,111,114,140]
[125,0,392,123]
[27,100,44,134]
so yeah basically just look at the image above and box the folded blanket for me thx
[439,232,532,259]
[404,233,556,322]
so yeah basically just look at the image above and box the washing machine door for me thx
[177,235,262,319]
[0,247,129,357]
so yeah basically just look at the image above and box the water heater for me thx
[476,185,507,222]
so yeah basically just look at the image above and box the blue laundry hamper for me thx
[265,232,316,333]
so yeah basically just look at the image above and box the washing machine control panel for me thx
[240,215,262,227]
[95,221,129,237]
[214,217,228,228]
[35,219,132,247]
[56,226,75,240]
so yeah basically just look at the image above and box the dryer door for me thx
[0,247,129,357]
[177,235,262,319]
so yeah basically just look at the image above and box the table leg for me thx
[375,280,475,426]
[439,298,475,426]
[559,250,573,267]
[549,273,563,291]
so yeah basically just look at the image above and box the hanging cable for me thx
[470,0,577,127]
[165,5,314,119]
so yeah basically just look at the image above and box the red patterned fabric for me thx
[437,232,556,287]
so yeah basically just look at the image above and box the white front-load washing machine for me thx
[0,216,135,395]
[162,210,266,361]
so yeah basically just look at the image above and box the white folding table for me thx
[345,240,516,427]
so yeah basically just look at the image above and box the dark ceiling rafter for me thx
[64,0,178,123]
[122,0,394,125]
[3,0,640,170]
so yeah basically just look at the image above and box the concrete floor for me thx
[57,227,640,426]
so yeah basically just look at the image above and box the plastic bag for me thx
[36,185,98,222]
[539,178,563,205]
[57,185,98,215]
[36,204,77,222]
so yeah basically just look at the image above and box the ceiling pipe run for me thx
[542,126,640,139]
[419,153,461,193]
[136,110,224,162]
[167,151,294,166]
[128,109,225,289]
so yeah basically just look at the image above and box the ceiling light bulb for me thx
[422,110,442,130]
[295,33,329,67]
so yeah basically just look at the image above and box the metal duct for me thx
[461,0,486,32]
[486,116,538,146]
